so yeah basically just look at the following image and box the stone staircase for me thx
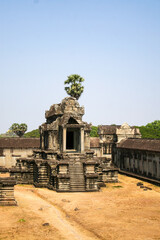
[34,164,49,187]
[69,156,85,192]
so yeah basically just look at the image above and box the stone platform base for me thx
[0,200,17,206]
[0,177,17,206]
[34,182,48,188]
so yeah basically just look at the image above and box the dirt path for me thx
[16,188,98,240]
[0,186,99,240]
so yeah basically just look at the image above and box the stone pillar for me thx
[41,134,44,149]
[146,154,149,176]
[53,131,58,151]
[141,154,144,174]
[152,159,154,177]
[118,150,121,168]
[129,152,132,171]
[157,157,160,179]
[133,153,135,173]
[84,131,90,151]
[63,127,66,152]
[81,128,84,153]
[48,131,53,149]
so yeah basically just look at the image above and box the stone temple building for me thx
[1,94,160,205]
[1,96,160,204]
[10,97,118,192]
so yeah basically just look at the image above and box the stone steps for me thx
[34,165,49,186]
[69,161,85,191]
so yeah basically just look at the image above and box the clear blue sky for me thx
[0,0,160,133]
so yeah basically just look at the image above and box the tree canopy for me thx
[24,129,40,138]
[10,123,27,137]
[64,74,84,100]
[138,120,160,139]
[90,126,99,137]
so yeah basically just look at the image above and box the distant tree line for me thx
[24,129,40,138]
[1,120,160,139]
[136,120,160,139]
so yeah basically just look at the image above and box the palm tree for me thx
[64,74,84,100]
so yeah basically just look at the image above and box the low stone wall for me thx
[102,169,118,183]
[0,177,17,206]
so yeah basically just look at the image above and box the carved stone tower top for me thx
[40,97,91,153]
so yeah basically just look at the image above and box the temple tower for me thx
[33,97,99,192]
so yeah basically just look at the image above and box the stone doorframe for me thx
[63,127,84,153]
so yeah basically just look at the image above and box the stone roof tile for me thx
[0,138,40,149]
[117,138,160,152]
[98,125,120,134]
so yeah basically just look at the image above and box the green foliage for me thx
[18,219,26,223]
[10,123,27,137]
[64,74,84,100]
[137,120,160,139]
[112,185,123,188]
[24,129,40,138]
[138,126,160,139]
[90,126,98,137]
[146,120,160,130]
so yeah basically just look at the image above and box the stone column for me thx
[63,127,66,152]
[81,128,84,153]
[152,159,154,177]
[129,152,132,171]
[48,131,53,149]
[157,156,160,179]
[146,154,149,176]
[53,131,58,151]
[41,134,44,149]
[133,153,135,173]
[141,154,144,175]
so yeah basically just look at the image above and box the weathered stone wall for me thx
[91,147,101,157]
[0,148,34,168]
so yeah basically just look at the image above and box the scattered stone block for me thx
[74,207,79,211]
[137,182,143,186]
[42,223,49,226]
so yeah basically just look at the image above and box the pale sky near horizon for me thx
[0,0,160,133]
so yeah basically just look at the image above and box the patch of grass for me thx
[18,218,26,223]
[112,185,123,188]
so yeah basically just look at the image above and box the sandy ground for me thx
[0,174,160,240]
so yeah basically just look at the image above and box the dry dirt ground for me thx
[0,174,160,240]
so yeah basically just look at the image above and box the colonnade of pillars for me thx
[117,150,160,180]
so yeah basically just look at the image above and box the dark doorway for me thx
[66,131,74,149]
